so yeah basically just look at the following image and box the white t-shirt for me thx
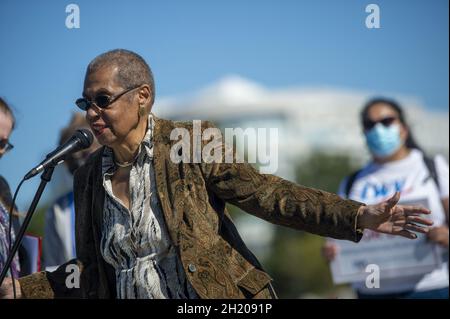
[339,149,449,294]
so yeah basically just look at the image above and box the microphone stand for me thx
[0,166,55,286]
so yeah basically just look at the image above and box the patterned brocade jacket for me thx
[19,116,364,299]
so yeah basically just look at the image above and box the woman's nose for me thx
[86,104,101,119]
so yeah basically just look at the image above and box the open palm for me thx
[361,192,433,239]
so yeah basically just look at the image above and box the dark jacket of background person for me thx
[43,113,99,269]
[18,116,364,299]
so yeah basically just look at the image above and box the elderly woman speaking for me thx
[1,49,433,299]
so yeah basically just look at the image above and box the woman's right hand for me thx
[0,277,22,299]
[322,242,340,262]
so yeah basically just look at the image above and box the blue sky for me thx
[0,0,448,209]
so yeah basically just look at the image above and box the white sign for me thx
[330,198,442,284]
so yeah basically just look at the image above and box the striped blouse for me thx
[100,115,198,299]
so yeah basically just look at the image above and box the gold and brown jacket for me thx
[19,116,364,299]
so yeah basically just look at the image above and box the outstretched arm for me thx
[200,122,432,242]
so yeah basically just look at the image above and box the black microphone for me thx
[24,128,94,180]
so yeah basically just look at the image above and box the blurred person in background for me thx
[323,98,449,299]
[43,113,99,270]
[0,97,21,278]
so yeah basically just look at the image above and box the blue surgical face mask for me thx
[365,123,403,158]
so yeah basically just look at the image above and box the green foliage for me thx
[264,228,333,297]
[23,204,47,238]
[295,152,357,193]
[256,152,359,297]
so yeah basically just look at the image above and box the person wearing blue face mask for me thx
[365,116,404,159]
[323,98,449,299]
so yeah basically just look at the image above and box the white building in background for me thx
[156,75,449,175]
[153,75,449,262]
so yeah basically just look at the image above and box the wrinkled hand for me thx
[357,192,433,239]
[0,277,22,299]
[427,226,449,247]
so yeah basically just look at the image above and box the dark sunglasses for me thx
[363,116,397,130]
[0,139,14,153]
[76,85,141,111]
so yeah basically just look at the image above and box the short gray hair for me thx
[86,49,155,105]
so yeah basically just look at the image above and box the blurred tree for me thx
[263,152,359,298]
[24,204,47,238]
[295,152,357,193]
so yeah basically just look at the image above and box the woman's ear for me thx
[138,85,152,108]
